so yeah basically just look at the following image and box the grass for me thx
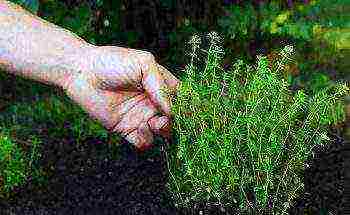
[0,74,123,199]
[0,74,121,143]
[0,130,27,197]
[0,128,48,199]
[164,32,349,214]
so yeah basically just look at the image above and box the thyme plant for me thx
[165,32,349,213]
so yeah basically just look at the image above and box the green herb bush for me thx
[0,127,49,199]
[165,32,349,213]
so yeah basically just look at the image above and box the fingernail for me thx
[158,116,169,129]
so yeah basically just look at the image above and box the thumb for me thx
[142,63,172,117]
[124,123,154,152]
[156,64,181,94]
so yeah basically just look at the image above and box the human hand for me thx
[64,45,180,152]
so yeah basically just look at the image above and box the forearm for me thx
[0,0,94,89]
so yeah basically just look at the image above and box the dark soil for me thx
[0,135,179,215]
[0,122,346,215]
[288,125,345,215]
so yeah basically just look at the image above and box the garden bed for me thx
[1,1,348,214]
[0,122,345,214]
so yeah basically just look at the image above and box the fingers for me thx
[156,64,181,94]
[142,62,172,116]
[124,123,154,152]
[147,115,171,139]
[142,62,181,117]
[124,115,171,152]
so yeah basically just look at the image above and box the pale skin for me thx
[0,0,180,152]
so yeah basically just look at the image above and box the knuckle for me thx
[136,51,156,72]
[145,52,155,62]
[138,50,155,62]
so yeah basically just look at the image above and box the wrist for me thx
[57,43,97,91]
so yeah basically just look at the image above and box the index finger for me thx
[142,62,173,117]
[156,64,181,94]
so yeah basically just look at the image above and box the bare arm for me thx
[0,0,181,151]
[0,0,94,89]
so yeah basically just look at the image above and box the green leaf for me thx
[308,73,330,93]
